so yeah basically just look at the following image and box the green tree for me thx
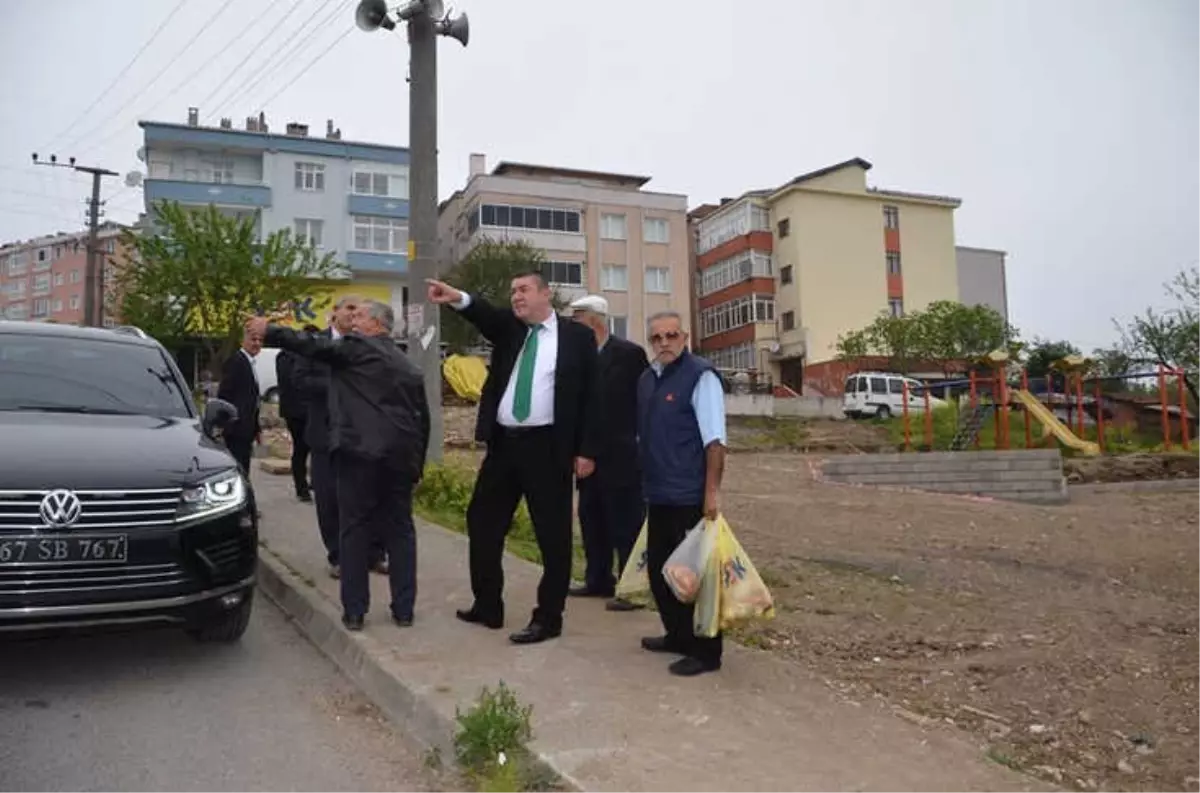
[1115,264,1199,404]
[835,301,1013,375]
[1024,338,1081,381]
[113,201,341,369]
[439,238,565,352]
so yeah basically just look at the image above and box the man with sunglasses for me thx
[637,311,728,676]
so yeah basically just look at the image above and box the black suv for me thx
[0,321,257,641]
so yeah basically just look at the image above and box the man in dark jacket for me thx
[218,327,263,474]
[247,300,430,631]
[637,311,727,677]
[566,294,649,611]
[276,328,316,502]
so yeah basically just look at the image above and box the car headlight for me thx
[177,470,247,522]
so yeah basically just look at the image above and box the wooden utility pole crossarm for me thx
[32,153,120,327]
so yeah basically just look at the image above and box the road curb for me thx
[1070,478,1198,494]
[255,547,580,791]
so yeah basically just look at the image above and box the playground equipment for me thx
[898,353,1193,454]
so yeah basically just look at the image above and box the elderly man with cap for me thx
[567,294,650,611]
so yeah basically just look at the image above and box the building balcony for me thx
[347,194,409,219]
[144,179,272,209]
[346,250,407,276]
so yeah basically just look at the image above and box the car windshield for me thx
[0,334,192,418]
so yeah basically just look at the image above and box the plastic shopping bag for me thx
[692,536,722,638]
[614,521,650,600]
[662,519,717,604]
[714,516,775,629]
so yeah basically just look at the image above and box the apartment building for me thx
[438,154,691,350]
[0,223,127,325]
[139,108,412,324]
[692,158,972,393]
[956,245,1009,322]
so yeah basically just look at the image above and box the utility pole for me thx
[354,0,468,464]
[32,153,119,327]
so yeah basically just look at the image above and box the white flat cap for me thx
[569,294,609,315]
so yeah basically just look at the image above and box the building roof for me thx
[783,157,874,188]
[956,245,1008,256]
[490,160,652,188]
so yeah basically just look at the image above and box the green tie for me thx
[511,324,541,422]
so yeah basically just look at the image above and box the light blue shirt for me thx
[650,362,727,447]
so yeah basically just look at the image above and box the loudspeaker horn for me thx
[355,0,395,31]
[437,12,469,46]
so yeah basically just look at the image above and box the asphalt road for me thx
[0,596,451,791]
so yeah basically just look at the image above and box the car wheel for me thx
[263,388,279,405]
[875,405,892,420]
[187,590,253,643]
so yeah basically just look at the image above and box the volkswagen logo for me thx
[39,489,83,529]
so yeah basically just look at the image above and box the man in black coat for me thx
[427,272,600,645]
[247,300,430,630]
[566,295,649,610]
[275,328,316,502]
[217,327,263,474]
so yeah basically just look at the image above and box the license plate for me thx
[0,535,129,565]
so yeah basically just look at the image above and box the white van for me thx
[843,371,947,419]
[254,348,281,403]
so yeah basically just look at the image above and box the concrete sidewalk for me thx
[251,470,1036,792]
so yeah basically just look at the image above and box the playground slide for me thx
[1012,389,1101,456]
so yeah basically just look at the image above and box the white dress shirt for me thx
[453,292,558,427]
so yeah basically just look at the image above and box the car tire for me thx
[875,405,892,419]
[187,590,253,643]
[262,388,279,405]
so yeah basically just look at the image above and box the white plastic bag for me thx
[661,519,716,604]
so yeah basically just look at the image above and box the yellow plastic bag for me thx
[614,521,650,600]
[692,515,775,637]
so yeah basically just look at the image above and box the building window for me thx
[698,251,772,297]
[202,158,235,184]
[294,218,324,247]
[6,303,28,320]
[883,205,899,229]
[6,254,27,276]
[37,248,47,262]
[781,310,796,331]
[478,204,581,234]
[31,298,49,318]
[706,341,756,371]
[600,214,627,240]
[645,267,670,293]
[70,295,81,310]
[779,265,793,285]
[607,315,628,339]
[353,170,408,199]
[886,252,901,275]
[70,269,81,283]
[696,201,770,254]
[776,218,790,238]
[699,294,775,338]
[541,260,583,286]
[33,274,51,295]
[51,298,63,313]
[294,162,326,192]
[352,216,407,253]
[601,264,628,291]
[5,278,27,297]
[642,217,669,244]
[889,298,904,317]
[53,273,64,287]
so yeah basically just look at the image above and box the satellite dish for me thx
[767,341,781,354]
[124,171,144,188]
[136,146,146,163]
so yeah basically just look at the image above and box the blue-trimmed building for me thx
[139,109,413,313]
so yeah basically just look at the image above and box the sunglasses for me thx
[649,331,683,344]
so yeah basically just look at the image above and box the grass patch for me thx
[729,415,809,449]
[454,682,561,792]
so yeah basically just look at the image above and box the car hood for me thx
[0,412,239,490]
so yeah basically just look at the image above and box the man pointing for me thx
[427,273,600,645]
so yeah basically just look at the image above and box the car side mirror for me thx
[202,398,239,438]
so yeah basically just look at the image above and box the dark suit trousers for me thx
[310,450,340,566]
[578,467,644,594]
[284,417,310,496]
[646,503,723,663]
[466,427,573,630]
[225,434,253,477]
[334,452,418,620]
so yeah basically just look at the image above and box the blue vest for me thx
[637,351,714,506]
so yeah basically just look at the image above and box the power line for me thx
[254,24,356,112]
[59,0,240,155]
[40,0,191,154]
[211,0,350,119]
[0,204,86,228]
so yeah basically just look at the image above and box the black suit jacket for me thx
[275,350,307,421]
[217,350,260,442]
[265,326,430,480]
[592,335,649,480]
[292,328,335,452]
[457,296,600,464]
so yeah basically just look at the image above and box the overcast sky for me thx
[0,0,1195,351]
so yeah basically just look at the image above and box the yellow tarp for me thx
[443,354,488,402]
[186,280,396,333]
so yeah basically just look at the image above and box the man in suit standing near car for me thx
[218,326,262,475]
[276,327,316,503]
[566,294,649,611]
[247,300,430,631]
[426,273,600,645]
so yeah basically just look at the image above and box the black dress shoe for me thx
[669,656,722,677]
[606,598,642,612]
[509,622,561,645]
[342,613,365,631]
[641,635,686,654]
[297,491,313,503]
[568,585,612,598]
[455,608,504,630]
[392,614,413,628]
